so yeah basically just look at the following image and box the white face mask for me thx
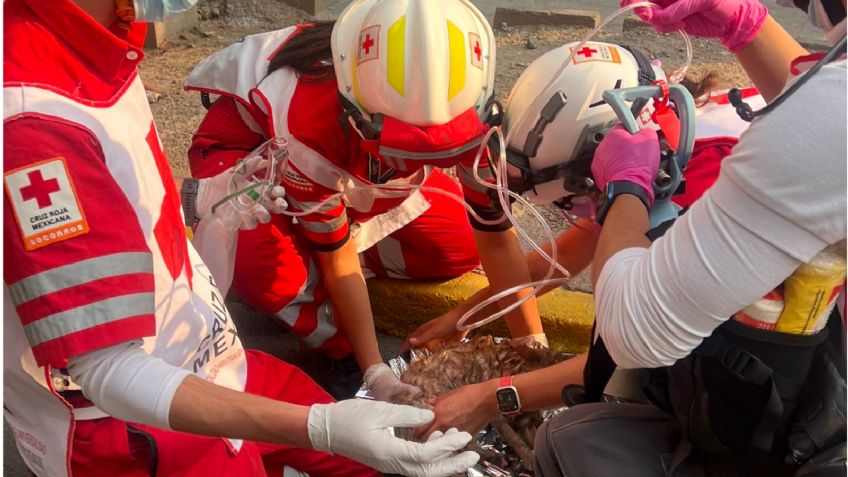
[133,0,198,22]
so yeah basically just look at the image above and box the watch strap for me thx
[181,179,201,228]
[498,376,513,388]
[596,180,650,225]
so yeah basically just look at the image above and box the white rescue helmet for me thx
[331,0,497,171]
[502,41,666,207]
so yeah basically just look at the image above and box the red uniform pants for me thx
[231,170,479,359]
[70,350,380,477]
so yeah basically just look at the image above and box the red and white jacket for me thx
[673,88,765,208]
[186,27,506,253]
[4,2,247,475]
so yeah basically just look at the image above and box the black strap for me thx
[200,92,213,110]
[786,338,847,465]
[694,332,788,459]
[583,331,618,402]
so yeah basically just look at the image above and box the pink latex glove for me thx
[621,0,768,53]
[591,124,660,205]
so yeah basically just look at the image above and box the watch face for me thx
[496,387,520,413]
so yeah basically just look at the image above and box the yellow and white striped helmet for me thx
[331,0,496,127]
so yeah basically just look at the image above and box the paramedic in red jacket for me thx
[187,1,547,401]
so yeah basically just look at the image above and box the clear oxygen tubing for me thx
[210,146,570,332]
[456,1,693,332]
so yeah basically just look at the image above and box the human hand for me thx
[307,399,480,477]
[195,155,288,232]
[414,382,498,440]
[363,363,422,401]
[621,0,768,52]
[402,310,470,353]
[591,124,660,204]
[510,333,549,349]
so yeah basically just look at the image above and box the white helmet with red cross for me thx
[502,41,666,206]
[331,0,497,170]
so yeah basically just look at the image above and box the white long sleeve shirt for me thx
[596,60,847,369]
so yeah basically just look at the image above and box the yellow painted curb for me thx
[367,273,595,354]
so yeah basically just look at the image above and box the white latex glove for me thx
[511,333,549,349]
[195,156,288,232]
[307,399,480,477]
[364,363,422,401]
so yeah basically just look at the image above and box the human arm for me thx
[314,235,421,400]
[625,0,807,101]
[417,353,588,437]
[474,228,544,338]
[68,342,310,447]
[67,341,478,477]
[405,219,598,350]
[315,238,383,371]
[735,16,808,101]
[457,157,545,342]
[592,63,846,368]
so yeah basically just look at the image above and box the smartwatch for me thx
[495,376,522,415]
[595,180,650,225]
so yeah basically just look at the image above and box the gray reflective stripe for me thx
[298,215,347,234]
[301,301,338,349]
[378,137,484,160]
[287,197,341,215]
[376,237,410,279]
[24,292,155,347]
[8,252,153,306]
[282,467,309,477]
[274,259,338,349]
[276,259,320,327]
[457,164,493,193]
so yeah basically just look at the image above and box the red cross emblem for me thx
[4,157,90,251]
[571,44,621,65]
[577,46,598,58]
[20,170,61,209]
[358,25,380,63]
[469,33,483,69]
[362,34,375,55]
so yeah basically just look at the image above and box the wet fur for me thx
[393,336,567,472]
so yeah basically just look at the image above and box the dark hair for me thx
[267,21,336,81]
[680,71,721,107]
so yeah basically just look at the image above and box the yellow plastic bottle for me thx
[776,243,846,335]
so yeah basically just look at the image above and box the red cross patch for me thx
[571,44,621,65]
[639,108,653,126]
[358,25,380,64]
[469,33,483,69]
[4,157,89,251]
